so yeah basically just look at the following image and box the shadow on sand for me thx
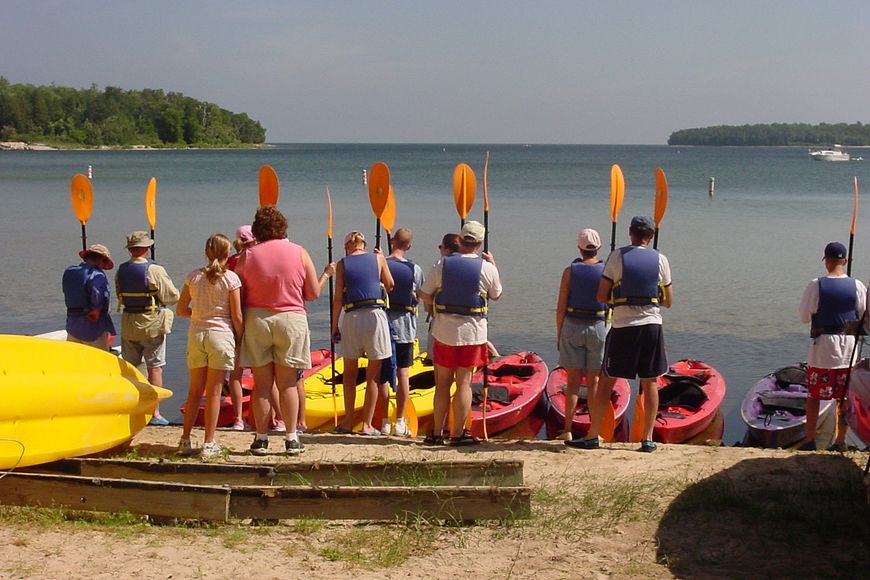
[656,453,870,578]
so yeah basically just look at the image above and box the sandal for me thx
[332,425,352,434]
[422,432,446,445]
[565,436,600,450]
[449,430,480,447]
[358,429,382,436]
[639,440,657,453]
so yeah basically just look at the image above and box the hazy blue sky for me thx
[3,1,869,143]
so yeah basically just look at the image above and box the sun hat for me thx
[577,228,601,251]
[824,241,847,260]
[236,224,255,244]
[630,216,655,230]
[79,243,114,270]
[126,230,154,249]
[460,220,485,244]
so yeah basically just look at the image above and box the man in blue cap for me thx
[567,215,673,452]
[798,241,867,451]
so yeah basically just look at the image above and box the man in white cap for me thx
[568,216,672,452]
[62,243,116,350]
[555,228,609,440]
[420,220,502,446]
[116,231,180,425]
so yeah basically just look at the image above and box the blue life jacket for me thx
[63,262,97,313]
[387,257,418,313]
[812,276,858,336]
[117,260,161,313]
[566,260,607,320]
[434,255,487,317]
[612,246,661,307]
[342,253,386,311]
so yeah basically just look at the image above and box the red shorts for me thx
[807,366,850,400]
[433,341,488,369]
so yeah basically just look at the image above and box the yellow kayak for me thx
[0,335,172,469]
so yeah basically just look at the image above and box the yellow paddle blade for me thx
[258,165,279,207]
[610,164,625,223]
[654,168,668,226]
[144,177,157,229]
[630,394,645,443]
[851,176,859,235]
[483,151,490,212]
[368,162,391,218]
[326,187,334,240]
[69,174,93,225]
[453,163,477,220]
[382,186,397,234]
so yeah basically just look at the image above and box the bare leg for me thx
[228,366,244,424]
[587,374,616,439]
[148,366,164,419]
[339,359,359,431]
[362,359,383,432]
[563,368,582,435]
[203,367,227,444]
[296,372,307,430]
[834,401,849,445]
[275,365,299,435]
[251,364,276,438]
[433,364,454,436]
[641,378,659,441]
[804,398,820,443]
[270,383,284,427]
[396,365,410,420]
[182,366,207,440]
[450,367,474,438]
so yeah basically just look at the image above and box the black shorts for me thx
[602,324,668,380]
[395,342,414,368]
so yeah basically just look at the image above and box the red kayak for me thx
[184,348,334,428]
[545,367,631,438]
[469,352,548,438]
[653,359,726,444]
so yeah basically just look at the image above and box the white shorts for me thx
[340,308,392,360]
[187,328,236,371]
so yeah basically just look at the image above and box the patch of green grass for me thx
[291,517,326,535]
[316,522,438,569]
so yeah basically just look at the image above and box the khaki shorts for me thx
[241,308,311,369]
[339,308,392,360]
[122,335,167,369]
[187,329,236,371]
[68,332,111,351]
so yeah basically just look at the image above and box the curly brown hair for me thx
[251,205,287,242]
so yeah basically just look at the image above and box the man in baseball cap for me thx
[798,241,867,451]
[62,243,117,351]
[556,228,608,441]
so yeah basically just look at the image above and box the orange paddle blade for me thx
[368,162,390,218]
[630,394,645,443]
[258,165,279,206]
[326,187,334,239]
[483,151,491,212]
[69,174,93,225]
[851,176,859,235]
[403,398,419,437]
[382,186,397,234]
[452,163,477,219]
[610,164,625,223]
[654,168,668,226]
[145,177,158,229]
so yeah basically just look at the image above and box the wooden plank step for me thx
[22,458,524,487]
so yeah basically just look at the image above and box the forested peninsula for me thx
[0,79,265,148]
[668,123,870,146]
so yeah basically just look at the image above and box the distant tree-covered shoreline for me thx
[668,123,870,146]
[0,79,266,148]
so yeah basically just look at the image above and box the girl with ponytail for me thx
[176,233,244,458]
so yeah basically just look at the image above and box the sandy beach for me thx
[1,426,868,579]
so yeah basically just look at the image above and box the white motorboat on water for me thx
[809,145,852,161]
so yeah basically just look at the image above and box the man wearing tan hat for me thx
[62,243,116,351]
[116,231,180,425]
[420,220,502,446]
[555,228,609,441]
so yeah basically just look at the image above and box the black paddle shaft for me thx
[81,224,87,252]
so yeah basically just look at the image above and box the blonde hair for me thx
[204,233,232,284]
[344,231,366,253]
[391,227,412,250]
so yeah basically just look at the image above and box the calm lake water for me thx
[3,144,869,442]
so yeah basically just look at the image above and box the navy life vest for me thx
[342,253,386,311]
[434,255,487,317]
[612,246,661,307]
[63,263,98,313]
[387,257,418,313]
[117,260,161,314]
[566,260,608,321]
[812,276,858,336]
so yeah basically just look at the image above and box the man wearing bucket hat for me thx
[116,231,180,426]
[555,228,609,441]
[62,243,117,351]
[420,220,502,446]
[798,241,867,451]
[568,216,673,452]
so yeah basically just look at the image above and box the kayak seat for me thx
[759,395,806,416]
[662,372,706,386]
[658,380,708,411]
[322,366,367,387]
[487,364,535,379]
[773,365,807,389]
[408,370,435,391]
[471,384,510,405]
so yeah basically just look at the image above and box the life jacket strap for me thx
[343,298,387,312]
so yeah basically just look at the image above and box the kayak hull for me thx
[470,352,548,439]
[653,359,727,444]
[545,366,631,438]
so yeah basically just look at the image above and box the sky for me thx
[2,0,870,144]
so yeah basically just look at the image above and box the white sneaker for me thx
[556,432,572,441]
[381,421,392,436]
[232,419,246,431]
[273,420,287,433]
[178,438,197,456]
[201,442,223,459]
[393,421,410,437]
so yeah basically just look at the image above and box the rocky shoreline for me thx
[0,141,57,151]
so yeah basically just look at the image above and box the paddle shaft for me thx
[610,221,617,253]
[150,228,156,260]
[653,229,660,250]
[80,224,87,252]
[848,233,855,277]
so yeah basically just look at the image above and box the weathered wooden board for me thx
[22,458,524,487]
